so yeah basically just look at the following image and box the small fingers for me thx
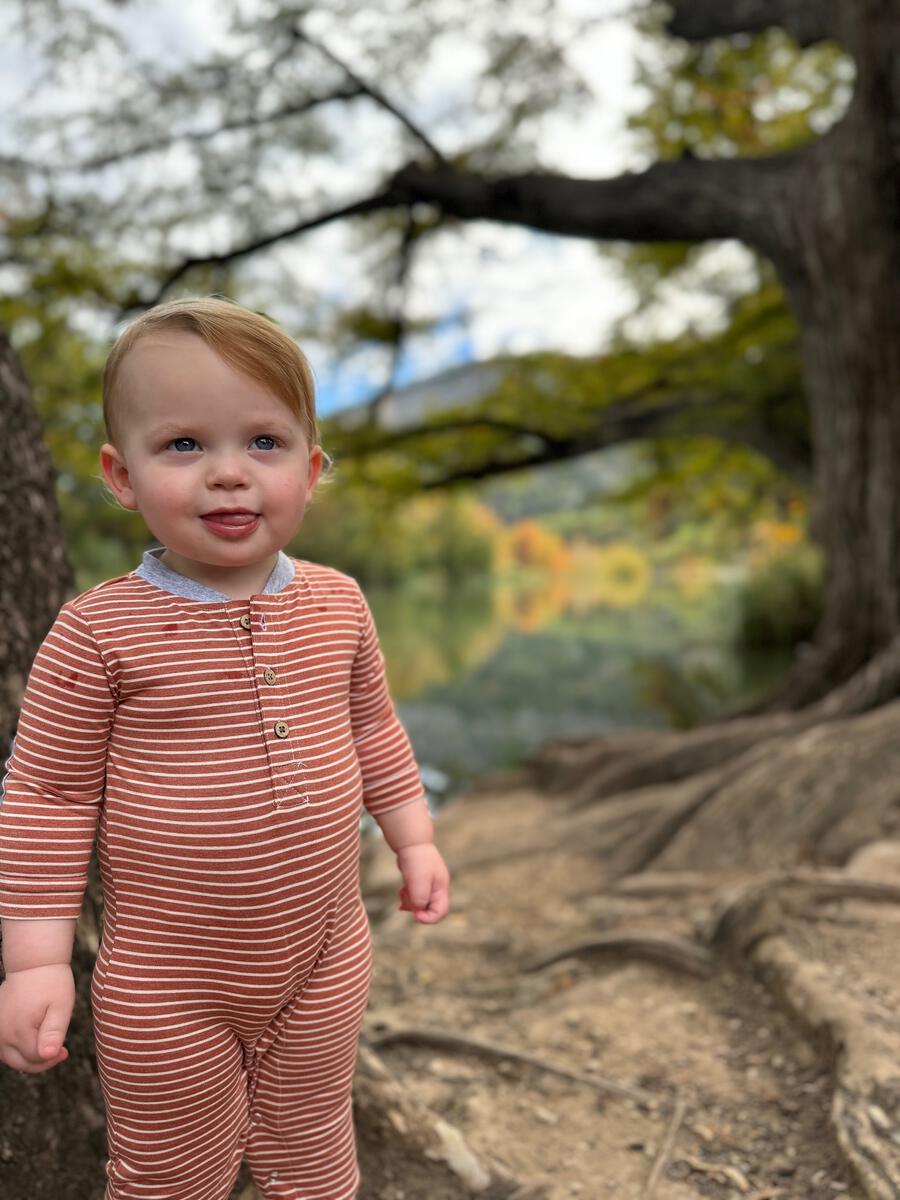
[2,1042,67,1074]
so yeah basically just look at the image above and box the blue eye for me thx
[253,435,278,450]
[170,438,197,452]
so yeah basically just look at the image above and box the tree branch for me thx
[344,413,561,447]
[73,89,365,173]
[135,186,407,310]
[387,155,803,257]
[292,25,449,167]
[134,129,813,311]
[666,0,836,47]
[337,386,810,489]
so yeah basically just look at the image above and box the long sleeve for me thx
[0,602,117,920]
[348,583,425,819]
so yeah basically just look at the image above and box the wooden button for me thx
[239,613,252,630]
[264,668,277,685]
[274,721,289,738]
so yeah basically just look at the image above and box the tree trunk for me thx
[0,327,74,751]
[0,332,100,1195]
[746,0,900,709]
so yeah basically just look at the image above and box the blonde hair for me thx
[102,296,318,450]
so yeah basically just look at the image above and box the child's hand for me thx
[395,843,450,924]
[0,964,74,1073]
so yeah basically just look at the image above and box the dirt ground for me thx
[351,777,872,1200]
[362,777,873,1200]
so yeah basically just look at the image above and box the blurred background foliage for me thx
[1,5,851,780]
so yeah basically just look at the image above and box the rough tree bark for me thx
[0,328,74,750]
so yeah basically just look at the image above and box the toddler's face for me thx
[99,331,322,585]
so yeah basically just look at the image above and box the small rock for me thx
[428,1118,491,1191]
[845,840,900,881]
[534,1105,558,1125]
[771,1157,797,1176]
[386,1108,408,1134]
[868,1105,891,1132]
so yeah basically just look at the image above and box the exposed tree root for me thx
[710,870,900,952]
[529,713,803,806]
[749,936,900,1200]
[712,871,900,1199]
[524,932,714,978]
[808,634,900,720]
[726,633,900,721]
[609,870,726,897]
[365,1025,661,1107]
[551,738,786,879]
[532,698,900,874]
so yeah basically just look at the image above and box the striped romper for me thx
[0,547,425,1200]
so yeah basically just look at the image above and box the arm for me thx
[375,797,450,925]
[348,583,449,922]
[0,602,115,922]
[0,602,116,1072]
[1,917,76,972]
[347,584,426,820]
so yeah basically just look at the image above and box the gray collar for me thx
[134,546,296,602]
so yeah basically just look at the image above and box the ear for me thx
[305,445,325,500]
[99,443,139,511]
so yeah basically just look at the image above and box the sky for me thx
[0,0,755,416]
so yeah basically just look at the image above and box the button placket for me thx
[242,602,310,808]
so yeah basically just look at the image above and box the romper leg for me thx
[245,900,374,1200]
[93,994,251,1200]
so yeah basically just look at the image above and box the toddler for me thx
[0,296,450,1200]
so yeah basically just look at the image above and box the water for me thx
[368,571,791,803]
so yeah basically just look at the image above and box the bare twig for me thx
[643,1092,687,1198]
[74,89,364,172]
[680,1153,751,1191]
[136,187,405,309]
[293,25,448,167]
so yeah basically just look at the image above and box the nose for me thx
[206,449,250,489]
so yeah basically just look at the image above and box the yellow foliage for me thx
[498,520,571,574]
[672,555,715,599]
[496,575,571,633]
[569,541,653,611]
[748,519,804,566]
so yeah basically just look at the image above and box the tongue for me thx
[206,513,256,526]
